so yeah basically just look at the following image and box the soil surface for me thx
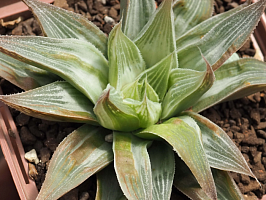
[0,0,265,199]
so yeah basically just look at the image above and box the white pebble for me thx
[25,149,40,164]
[104,16,115,25]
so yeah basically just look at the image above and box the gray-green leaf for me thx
[94,84,140,131]
[108,22,146,91]
[113,132,152,200]
[173,0,213,39]
[23,0,108,57]
[135,118,217,200]
[149,142,175,200]
[185,112,256,179]
[0,36,108,104]
[191,58,266,112]
[122,0,156,40]
[0,52,57,90]
[161,56,214,119]
[177,0,266,71]
[0,81,98,124]
[36,125,113,200]
[135,0,177,68]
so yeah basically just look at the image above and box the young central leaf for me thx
[94,84,140,132]
[108,22,146,91]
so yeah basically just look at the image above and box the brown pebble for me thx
[20,126,37,145]
[40,147,51,163]
[29,163,38,180]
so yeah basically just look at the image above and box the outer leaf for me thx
[37,125,113,200]
[0,81,98,124]
[96,164,125,200]
[0,36,108,104]
[135,0,177,68]
[135,118,217,200]
[148,142,175,200]
[113,132,152,200]
[108,22,146,91]
[177,0,266,71]
[212,169,244,200]
[23,0,107,57]
[174,155,212,200]
[174,156,244,200]
[138,53,173,101]
[191,58,266,112]
[0,52,58,90]
[94,84,140,132]
[175,3,248,51]
[161,57,214,119]
[173,0,213,39]
[122,0,156,40]
[185,112,256,179]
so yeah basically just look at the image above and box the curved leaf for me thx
[174,156,244,200]
[161,56,214,119]
[122,0,156,40]
[135,118,217,200]
[135,0,177,68]
[0,36,109,104]
[148,142,175,200]
[191,58,266,112]
[94,84,140,132]
[212,169,244,200]
[138,53,174,101]
[175,3,248,51]
[178,0,266,71]
[174,155,212,200]
[108,22,146,91]
[96,164,125,200]
[0,52,58,90]
[0,81,98,124]
[113,132,152,200]
[185,112,256,179]
[37,125,113,200]
[23,0,107,56]
[173,0,213,39]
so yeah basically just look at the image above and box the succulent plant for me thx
[1,0,266,199]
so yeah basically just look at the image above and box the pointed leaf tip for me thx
[108,22,146,91]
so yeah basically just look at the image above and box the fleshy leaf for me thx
[36,125,113,200]
[175,3,248,51]
[161,57,214,119]
[124,96,161,128]
[177,0,266,71]
[23,0,107,57]
[184,112,256,179]
[0,81,98,124]
[148,142,175,200]
[122,0,156,40]
[174,155,212,200]
[0,52,58,90]
[174,156,244,200]
[113,132,152,200]
[134,0,177,68]
[138,53,174,101]
[96,163,125,200]
[0,36,108,104]
[135,118,217,200]
[173,0,213,39]
[122,78,159,102]
[94,84,140,132]
[108,22,146,91]
[191,58,266,112]
[212,169,245,200]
